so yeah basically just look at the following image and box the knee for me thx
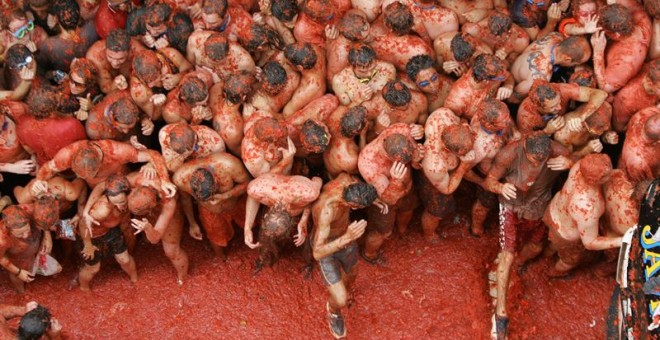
[333,291,348,309]
[163,243,183,260]
[115,253,132,265]
[84,263,101,274]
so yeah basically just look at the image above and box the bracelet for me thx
[16,268,21,276]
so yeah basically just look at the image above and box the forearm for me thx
[144,150,172,184]
[36,161,60,181]
[8,80,32,100]
[583,236,622,251]
[443,163,471,195]
[483,176,503,195]
[0,305,27,319]
[313,234,352,260]
[180,193,197,227]
[463,170,485,187]
[244,196,260,232]
[0,256,22,275]
[592,50,611,92]
[380,178,407,205]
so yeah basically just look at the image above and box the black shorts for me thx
[79,227,128,265]
[319,242,359,286]
[414,170,455,219]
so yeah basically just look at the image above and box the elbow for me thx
[312,250,323,262]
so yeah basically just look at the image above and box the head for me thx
[241,24,284,53]
[342,182,378,209]
[529,81,561,114]
[572,0,598,24]
[107,0,131,13]
[224,71,254,104]
[271,0,298,25]
[645,59,660,97]
[71,144,103,179]
[2,206,31,239]
[107,97,140,133]
[145,4,171,37]
[406,55,439,94]
[5,44,35,72]
[284,43,317,70]
[106,30,131,69]
[33,196,59,231]
[583,107,611,136]
[190,168,216,201]
[300,119,330,154]
[133,50,162,87]
[569,66,596,88]
[29,0,50,18]
[253,117,288,147]
[261,61,287,95]
[645,0,660,19]
[383,133,414,163]
[302,0,335,24]
[523,133,551,166]
[338,12,369,42]
[2,9,32,41]
[441,124,474,156]
[128,186,159,216]
[382,80,411,109]
[104,174,130,211]
[69,58,98,95]
[555,36,592,66]
[348,44,376,78]
[478,98,511,134]
[168,122,197,156]
[472,54,507,83]
[579,153,613,185]
[340,105,367,137]
[488,11,512,36]
[166,12,193,53]
[599,4,633,39]
[644,113,660,142]
[179,77,209,106]
[201,0,228,29]
[51,0,81,31]
[384,2,413,35]
[26,87,57,119]
[450,33,475,62]
[261,205,294,238]
[203,33,229,62]
[18,305,51,340]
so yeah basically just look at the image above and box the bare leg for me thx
[210,243,227,260]
[396,210,414,235]
[495,250,514,318]
[470,200,489,236]
[421,210,441,243]
[327,281,349,313]
[363,231,387,260]
[516,242,543,266]
[79,263,101,292]
[8,272,26,294]
[163,241,189,284]
[114,251,138,283]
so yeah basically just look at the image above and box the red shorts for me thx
[198,197,246,247]
[498,205,547,253]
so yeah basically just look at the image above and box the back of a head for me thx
[302,0,333,22]
[26,87,57,119]
[478,98,510,131]
[338,13,368,42]
[146,3,171,27]
[104,174,130,197]
[2,205,30,230]
[579,153,613,184]
[204,33,229,62]
[569,66,596,87]
[348,44,376,67]
[180,76,208,105]
[529,81,558,106]
[51,0,80,30]
[5,44,33,71]
[472,54,505,82]
[340,105,367,137]
[128,186,159,215]
[441,124,474,156]
[72,146,103,179]
[262,204,294,238]
[383,133,414,164]
[284,43,317,70]
[488,11,512,36]
[384,1,413,35]
[224,71,254,104]
[168,122,197,154]
[253,117,287,144]
[272,0,298,22]
[300,119,330,153]
[343,182,378,207]
[599,4,634,36]
[382,80,411,107]
[34,196,60,231]
[132,50,162,84]
[450,33,475,62]
[18,305,51,340]
[557,36,591,65]
[202,0,228,18]
[109,97,139,127]
[524,133,551,159]
[106,29,131,52]
[261,61,287,91]
[190,168,215,201]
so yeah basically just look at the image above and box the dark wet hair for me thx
[2,205,30,230]
[342,182,378,207]
[488,11,512,36]
[348,44,376,67]
[128,186,159,215]
[168,12,194,54]
[146,4,171,27]
[18,305,51,340]
[262,61,287,93]
[524,133,551,159]
[599,4,633,36]
[556,36,590,64]
[27,87,57,119]
[109,97,139,126]
[300,119,329,153]
[70,58,98,85]
[224,71,254,104]
[569,67,596,87]
[168,123,196,154]
[441,124,473,155]
[302,0,333,22]
[180,77,208,105]
[262,204,293,238]
[253,117,287,144]
[450,34,475,62]
[406,54,434,81]
[383,133,413,163]
[272,0,298,22]
[72,146,103,178]
[382,81,411,107]
[530,82,558,106]
[202,0,228,18]
[34,196,59,231]
[649,59,660,83]
[242,24,284,53]
[190,168,215,201]
[384,2,413,35]
[5,44,33,71]
[472,54,504,82]
[107,29,131,52]
[51,0,80,30]
[104,174,131,197]
[338,13,368,41]
[204,33,229,61]
[284,43,317,70]
[132,50,162,84]
[478,98,510,129]
[645,0,660,18]
[340,105,367,137]
[125,7,147,36]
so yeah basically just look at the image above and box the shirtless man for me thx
[365,80,427,127]
[444,53,513,120]
[161,71,215,124]
[619,106,660,184]
[172,152,251,257]
[199,0,257,42]
[282,43,326,116]
[209,71,254,155]
[369,2,436,71]
[543,154,621,276]
[405,54,453,112]
[159,121,226,173]
[312,174,377,339]
[553,102,618,158]
[612,59,660,132]
[433,32,492,77]
[483,133,573,339]
[324,105,368,177]
[332,44,395,107]
[241,116,289,177]
[0,105,35,179]
[508,0,568,40]
[186,31,255,80]
[510,33,591,101]
[602,170,640,241]
[293,0,348,46]
[129,49,192,121]
[78,175,138,291]
[140,4,173,50]
[0,303,62,339]
[282,94,338,158]
[417,108,475,242]
[401,0,459,44]
[86,29,146,94]
[358,123,424,262]
[249,58,300,115]
[462,10,530,61]
[590,1,652,93]
[0,9,48,61]
[325,11,372,87]
[85,90,154,141]
[557,0,600,37]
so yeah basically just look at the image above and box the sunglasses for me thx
[14,55,33,70]
[489,75,506,82]
[418,73,439,88]
[526,0,545,6]
[70,77,87,88]
[12,20,34,39]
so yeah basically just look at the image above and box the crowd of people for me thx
[0,0,658,338]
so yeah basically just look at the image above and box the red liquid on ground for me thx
[0,217,613,339]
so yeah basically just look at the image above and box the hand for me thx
[154,36,169,49]
[16,269,34,283]
[359,84,373,102]
[501,183,517,200]
[545,116,565,134]
[244,229,261,249]
[253,12,265,24]
[259,0,271,13]
[188,222,203,240]
[25,41,37,53]
[389,161,408,181]
[50,318,62,334]
[410,124,424,140]
[460,150,476,163]
[19,66,35,81]
[558,0,570,12]
[31,180,48,197]
[130,135,147,150]
[114,75,128,90]
[590,30,607,53]
[547,3,562,23]
[602,131,619,144]
[144,34,156,48]
[278,137,296,160]
[25,301,38,311]
[188,3,202,19]
[162,74,179,91]
[150,94,167,106]
[82,211,100,233]
[547,155,572,171]
[583,14,601,34]
[496,87,512,100]
[462,10,482,23]
[47,14,58,29]
[191,105,212,123]
[7,159,36,174]
[412,143,425,164]
[495,48,508,60]
[255,67,264,82]
[443,60,461,74]
[75,109,88,121]
[81,243,98,260]
[567,117,584,132]
[78,93,92,111]
[324,24,339,40]
[161,182,177,198]
[344,219,367,242]
[376,112,391,128]
[40,232,52,254]
[141,118,155,136]
[293,220,306,247]
[139,162,156,179]
[373,199,389,214]
[131,218,151,235]
[586,139,603,153]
